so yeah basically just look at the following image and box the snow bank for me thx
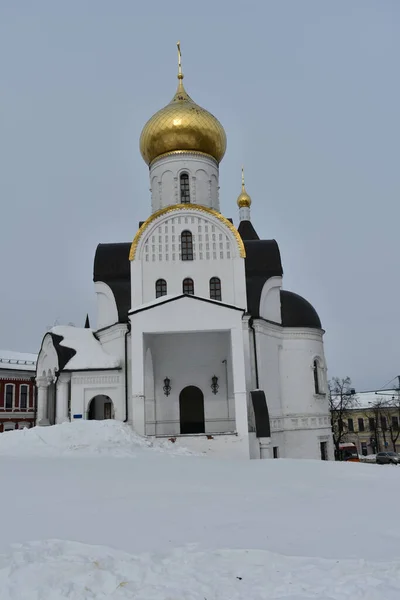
[0,420,195,457]
[1,539,399,600]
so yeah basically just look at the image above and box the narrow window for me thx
[392,416,399,430]
[209,277,222,301]
[347,418,354,432]
[155,279,167,298]
[180,173,190,203]
[381,416,387,431]
[320,441,328,461]
[182,278,194,295]
[5,384,14,410]
[273,446,279,459]
[313,360,320,394]
[20,385,28,410]
[361,442,368,456]
[369,417,375,431]
[181,230,193,261]
[358,418,365,432]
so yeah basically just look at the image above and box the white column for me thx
[230,326,250,456]
[130,327,145,435]
[56,373,70,424]
[259,438,272,459]
[36,377,49,426]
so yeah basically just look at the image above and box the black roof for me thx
[93,243,131,323]
[49,334,76,371]
[280,290,322,329]
[92,224,321,329]
[238,220,260,241]
[243,239,283,317]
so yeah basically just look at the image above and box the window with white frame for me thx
[180,230,193,261]
[20,384,29,410]
[180,173,190,203]
[155,278,167,298]
[5,384,14,410]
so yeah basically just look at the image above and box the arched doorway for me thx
[87,395,114,420]
[179,386,205,434]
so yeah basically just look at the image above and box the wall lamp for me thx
[163,377,171,397]
[211,375,219,395]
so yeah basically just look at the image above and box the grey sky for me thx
[0,1,398,391]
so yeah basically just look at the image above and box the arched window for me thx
[313,360,320,394]
[209,277,222,301]
[181,230,193,261]
[183,278,194,295]
[180,173,190,203]
[5,384,14,410]
[20,384,29,410]
[155,279,167,298]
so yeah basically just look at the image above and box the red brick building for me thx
[0,350,37,432]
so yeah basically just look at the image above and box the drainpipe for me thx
[249,317,259,389]
[222,359,229,417]
[31,376,37,426]
[124,323,131,422]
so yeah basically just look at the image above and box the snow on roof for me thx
[51,326,120,371]
[332,389,400,410]
[0,349,37,372]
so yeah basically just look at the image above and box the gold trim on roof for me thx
[129,204,245,260]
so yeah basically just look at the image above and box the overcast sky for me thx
[0,1,398,391]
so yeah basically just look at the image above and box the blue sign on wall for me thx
[73,414,83,419]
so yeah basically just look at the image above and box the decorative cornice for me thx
[150,150,218,168]
[129,203,246,260]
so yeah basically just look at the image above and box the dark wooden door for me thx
[179,386,205,434]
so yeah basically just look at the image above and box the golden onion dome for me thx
[237,167,252,208]
[140,43,227,166]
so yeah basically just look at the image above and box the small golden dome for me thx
[140,43,227,166]
[237,167,252,208]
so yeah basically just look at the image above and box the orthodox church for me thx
[36,45,333,460]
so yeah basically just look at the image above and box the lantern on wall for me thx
[163,377,171,397]
[211,375,219,395]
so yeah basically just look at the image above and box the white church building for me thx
[36,46,333,460]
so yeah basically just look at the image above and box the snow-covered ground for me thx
[0,421,399,599]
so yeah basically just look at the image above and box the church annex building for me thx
[36,46,333,460]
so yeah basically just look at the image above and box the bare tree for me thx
[364,398,386,454]
[368,393,400,452]
[329,376,357,460]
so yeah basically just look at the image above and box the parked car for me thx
[376,452,400,465]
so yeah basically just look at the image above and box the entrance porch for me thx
[129,294,250,455]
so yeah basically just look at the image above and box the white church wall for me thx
[259,277,282,323]
[253,320,283,419]
[283,429,334,461]
[94,282,119,330]
[130,209,247,311]
[149,153,219,212]
[280,329,329,417]
[36,334,59,379]
[69,371,125,422]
